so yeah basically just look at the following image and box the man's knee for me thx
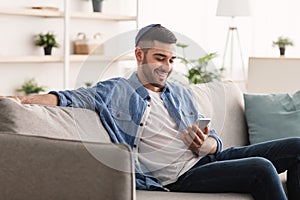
[289,137,300,148]
[250,157,278,180]
[284,137,300,154]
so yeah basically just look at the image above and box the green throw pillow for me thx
[244,91,300,144]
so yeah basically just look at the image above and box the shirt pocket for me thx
[181,109,198,125]
[111,109,137,135]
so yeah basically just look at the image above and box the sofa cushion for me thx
[137,190,252,200]
[244,91,300,144]
[0,98,111,143]
[190,81,249,149]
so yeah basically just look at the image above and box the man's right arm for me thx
[1,94,58,106]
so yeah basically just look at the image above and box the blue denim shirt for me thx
[50,72,223,191]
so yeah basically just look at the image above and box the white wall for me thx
[138,0,300,75]
[250,0,300,57]
[1,0,300,95]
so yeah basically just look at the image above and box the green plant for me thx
[34,32,60,48]
[16,78,46,95]
[176,43,225,84]
[85,82,93,87]
[272,36,294,48]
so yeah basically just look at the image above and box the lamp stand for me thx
[222,26,246,82]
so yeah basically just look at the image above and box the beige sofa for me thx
[0,81,286,200]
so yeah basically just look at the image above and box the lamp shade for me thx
[216,0,250,17]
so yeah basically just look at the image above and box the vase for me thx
[279,47,285,56]
[92,0,103,12]
[44,46,53,55]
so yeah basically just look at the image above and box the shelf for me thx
[0,56,63,63]
[0,8,136,21]
[70,12,136,21]
[249,57,300,60]
[0,8,63,18]
[69,54,135,62]
[0,55,135,63]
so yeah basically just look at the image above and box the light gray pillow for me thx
[0,98,111,143]
[244,91,300,144]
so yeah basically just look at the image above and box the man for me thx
[4,24,300,200]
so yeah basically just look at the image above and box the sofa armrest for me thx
[0,133,135,200]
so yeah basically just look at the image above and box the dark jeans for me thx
[166,138,300,200]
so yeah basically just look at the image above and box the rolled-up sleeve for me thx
[208,129,223,154]
[48,91,68,106]
[48,87,98,110]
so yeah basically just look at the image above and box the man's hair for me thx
[135,24,177,48]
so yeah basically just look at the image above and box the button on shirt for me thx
[49,72,223,191]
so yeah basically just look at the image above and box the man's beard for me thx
[141,57,171,89]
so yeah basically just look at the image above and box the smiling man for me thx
[132,24,219,187]
[135,26,177,91]
[3,24,300,200]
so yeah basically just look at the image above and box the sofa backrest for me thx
[0,98,111,143]
[0,81,249,150]
[190,81,249,149]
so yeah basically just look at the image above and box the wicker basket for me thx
[73,32,103,55]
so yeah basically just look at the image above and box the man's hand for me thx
[182,124,217,156]
[0,94,58,106]
[0,95,22,103]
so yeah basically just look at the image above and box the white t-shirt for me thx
[137,89,202,186]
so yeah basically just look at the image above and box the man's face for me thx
[136,40,176,92]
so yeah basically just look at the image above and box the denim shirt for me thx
[50,72,223,191]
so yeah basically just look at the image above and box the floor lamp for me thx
[216,0,250,82]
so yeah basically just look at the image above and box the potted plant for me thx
[272,36,294,56]
[34,32,60,55]
[92,0,104,12]
[176,43,225,84]
[16,78,46,95]
[85,82,93,87]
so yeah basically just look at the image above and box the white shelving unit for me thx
[0,55,135,63]
[0,0,138,93]
[0,8,137,21]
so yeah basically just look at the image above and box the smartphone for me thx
[194,118,211,130]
